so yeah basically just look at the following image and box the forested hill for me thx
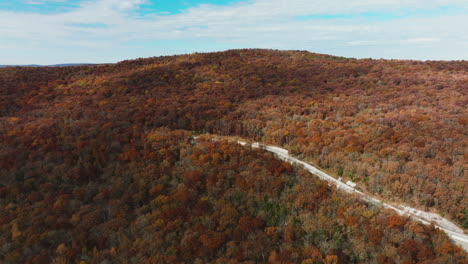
[0,49,467,263]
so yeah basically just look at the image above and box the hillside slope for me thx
[211,134,468,251]
[1,131,466,263]
[0,49,467,263]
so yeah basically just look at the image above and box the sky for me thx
[0,0,467,64]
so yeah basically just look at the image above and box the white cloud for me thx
[1,0,467,64]
[24,0,67,4]
[348,40,380,46]
[402,38,440,43]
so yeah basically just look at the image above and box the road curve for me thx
[232,140,468,251]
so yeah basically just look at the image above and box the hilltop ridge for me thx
[1,49,467,263]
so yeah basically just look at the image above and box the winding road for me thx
[197,136,468,251]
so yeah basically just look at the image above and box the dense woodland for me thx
[0,49,467,263]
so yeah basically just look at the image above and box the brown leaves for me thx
[199,231,227,251]
[386,215,407,230]
[238,216,263,234]
[367,228,384,245]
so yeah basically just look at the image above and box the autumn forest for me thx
[0,49,467,263]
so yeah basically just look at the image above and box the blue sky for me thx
[0,0,243,14]
[0,0,467,64]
